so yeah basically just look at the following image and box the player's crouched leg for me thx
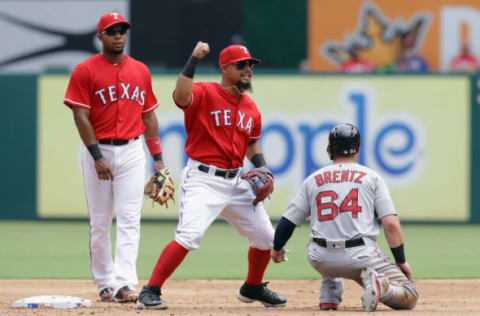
[377,275,419,310]
[383,280,418,310]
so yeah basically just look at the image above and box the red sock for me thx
[245,247,271,286]
[147,240,189,288]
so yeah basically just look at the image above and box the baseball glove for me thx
[144,168,175,207]
[241,167,274,206]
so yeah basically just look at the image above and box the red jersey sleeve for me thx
[250,110,262,139]
[174,82,206,109]
[64,66,92,109]
[142,68,159,114]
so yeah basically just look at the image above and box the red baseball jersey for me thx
[176,82,261,169]
[64,53,158,140]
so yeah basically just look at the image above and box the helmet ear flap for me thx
[327,145,334,160]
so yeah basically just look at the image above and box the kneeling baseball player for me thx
[272,123,419,312]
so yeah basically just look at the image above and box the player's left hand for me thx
[153,160,165,172]
[241,167,274,206]
[271,248,289,263]
[397,262,413,281]
[144,168,175,208]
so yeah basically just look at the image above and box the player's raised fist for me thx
[192,41,209,59]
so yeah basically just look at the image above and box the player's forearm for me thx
[246,140,262,161]
[381,214,403,248]
[174,53,200,106]
[142,111,163,161]
[72,108,97,146]
[382,215,408,264]
[142,111,159,139]
[273,217,296,251]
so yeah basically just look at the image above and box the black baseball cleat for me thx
[237,281,287,307]
[136,285,168,310]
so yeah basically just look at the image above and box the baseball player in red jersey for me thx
[136,42,287,310]
[272,124,419,312]
[64,13,168,303]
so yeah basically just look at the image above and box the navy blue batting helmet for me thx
[327,123,361,160]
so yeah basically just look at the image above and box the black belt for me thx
[197,164,239,179]
[313,237,365,248]
[98,136,139,146]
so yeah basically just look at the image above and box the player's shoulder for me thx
[72,54,109,77]
[302,167,326,186]
[346,164,386,188]
[193,81,219,94]
[354,164,381,178]
[195,81,213,88]
[313,162,381,180]
[76,53,104,69]
[127,56,145,67]
[242,92,256,105]
[125,55,150,71]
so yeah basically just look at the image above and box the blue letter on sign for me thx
[261,123,294,174]
[299,122,336,178]
[374,123,415,175]
[348,93,366,165]
[159,124,188,165]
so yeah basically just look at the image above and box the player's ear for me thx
[97,33,102,42]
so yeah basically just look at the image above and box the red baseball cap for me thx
[97,12,131,33]
[219,45,261,67]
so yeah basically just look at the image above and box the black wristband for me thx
[153,153,163,161]
[251,153,267,168]
[390,244,406,264]
[87,143,103,161]
[181,55,199,78]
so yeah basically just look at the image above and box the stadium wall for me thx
[0,74,478,223]
[0,75,37,219]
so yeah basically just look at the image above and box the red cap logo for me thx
[219,45,261,67]
[97,12,131,33]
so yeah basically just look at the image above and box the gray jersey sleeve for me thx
[374,174,397,219]
[283,177,311,226]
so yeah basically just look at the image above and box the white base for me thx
[12,295,92,309]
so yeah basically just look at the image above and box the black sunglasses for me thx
[102,27,128,36]
[235,60,255,70]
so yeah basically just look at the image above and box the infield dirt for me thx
[1,279,479,315]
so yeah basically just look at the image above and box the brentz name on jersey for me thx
[315,170,367,187]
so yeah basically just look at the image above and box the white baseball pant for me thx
[81,138,145,294]
[174,158,274,251]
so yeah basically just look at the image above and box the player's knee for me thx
[384,283,419,310]
[174,231,203,251]
[249,229,274,250]
[89,222,110,234]
[402,286,419,310]
[393,297,417,310]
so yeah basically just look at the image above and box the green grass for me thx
[0,221,478,279]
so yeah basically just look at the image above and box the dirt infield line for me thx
[1,279,479,315]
